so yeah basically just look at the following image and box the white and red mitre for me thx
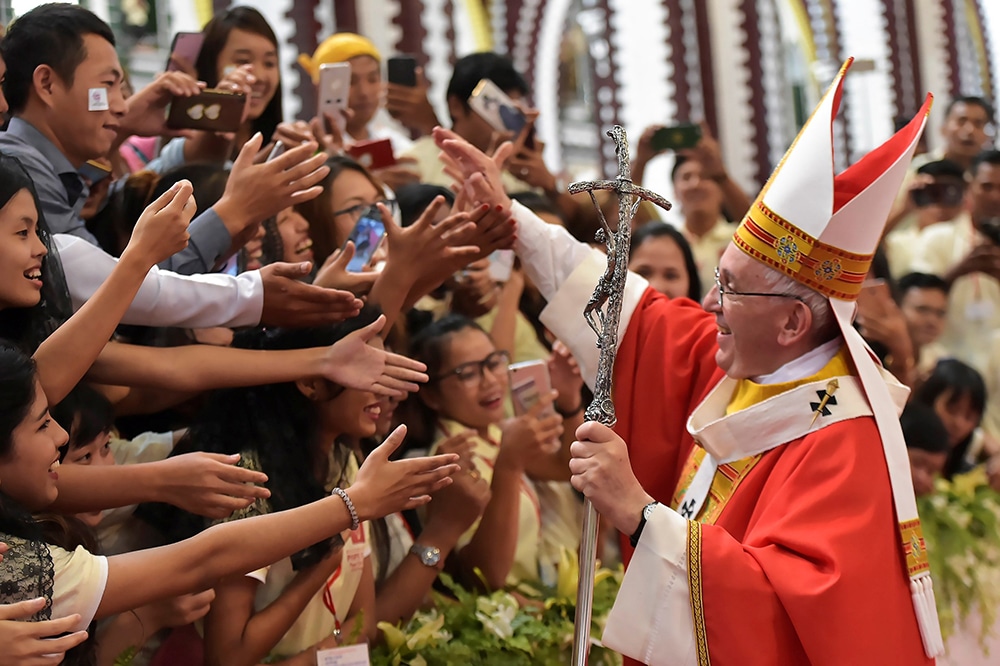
[733,58,943,658]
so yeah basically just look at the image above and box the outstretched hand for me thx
[351,425,461,520]
[320,314,429,396]
[313,243,380,295]
[259,261,364,327]
[158,452,271,519]
[434,127,514,212]
[122,179,197,268]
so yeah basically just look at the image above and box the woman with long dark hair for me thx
[0,343,459,666]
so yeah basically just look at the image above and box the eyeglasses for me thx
[713,268,808,309]
[332,199,398,224]
[434,350,511,384]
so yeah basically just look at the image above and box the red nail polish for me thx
[495,204,503,212]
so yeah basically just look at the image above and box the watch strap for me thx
[629,501,658,548]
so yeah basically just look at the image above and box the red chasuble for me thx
[610,288,932,665]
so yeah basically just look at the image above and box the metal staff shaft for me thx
[568,127,671,666]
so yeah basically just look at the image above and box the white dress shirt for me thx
[55,233,263,329]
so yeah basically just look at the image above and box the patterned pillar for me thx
[881,0,924,118]
[738,0,772,185]
[393,0,429,62]
[333,0,359,34]
[287,0,320,121]
[591,0,625,178]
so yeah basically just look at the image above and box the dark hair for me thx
[397,314,490,452]
[195,6,283,141]
[914,358,986,417]
[395,183,455,227]
[0,343,97,665]
[511,191,562,220]
[0,153,72,352]
[295,155,383,265]
[944,96,995,124]
[671,154,692,184]
[51,384,114,460]
[0,3,116,114]
[0,342,38,459]
[897,272,949,301]
[87,170,159,257]
[148,309,382,568]
[915,159,967,182]
[914,358,987,477]
[152,164,230,218]
[900,402,949,455]
[629,222,703,300]
[446,52,529,115]
[971,149,1000,178]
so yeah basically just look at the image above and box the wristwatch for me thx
[629,501,659,548]
[410,543,443,569]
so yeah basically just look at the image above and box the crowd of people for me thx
[0,2,997,665]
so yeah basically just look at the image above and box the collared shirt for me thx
[0,117,92,240]
[0,117,232,275]
[54,233,263,328]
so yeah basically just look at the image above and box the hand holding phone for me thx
[318,63,351,132]
[468,78,527,136]
[344,211,387,273]
[650,123,702,152]
[166,32,205,74]
[166,89,245,132]
[386,55,418,87]
[347,138,396,170]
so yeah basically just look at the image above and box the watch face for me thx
[643,502,657,520]
[419,546,441,566]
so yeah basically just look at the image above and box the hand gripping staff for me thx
[568,126,671,665]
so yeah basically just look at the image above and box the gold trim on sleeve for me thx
[688,520,711,666]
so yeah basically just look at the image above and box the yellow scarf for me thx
[726,347,852,415]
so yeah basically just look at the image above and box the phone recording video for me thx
[651,123,702,152]
[345,211,386,273]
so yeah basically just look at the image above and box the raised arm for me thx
[96,428,459,619]
[85,315,427,397]
[34,181,196,404]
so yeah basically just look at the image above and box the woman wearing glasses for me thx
[408,315,577,590]
[295,155,398,268]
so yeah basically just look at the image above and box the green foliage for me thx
[918,467,1000,648]
[112,646,137,666]
[371,564,624,666]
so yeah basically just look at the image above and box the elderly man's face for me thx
[701,244,798,379]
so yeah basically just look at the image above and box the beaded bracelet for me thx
[331,487,359,531]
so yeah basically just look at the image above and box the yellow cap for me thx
[298,33,381,82]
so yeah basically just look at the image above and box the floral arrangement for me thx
[918,467,1000,647]
[372,549,623,665]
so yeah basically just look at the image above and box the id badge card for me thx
[317,643,370,666]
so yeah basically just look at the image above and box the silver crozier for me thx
[568,126,671,665]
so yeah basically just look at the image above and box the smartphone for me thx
[345,212,386,272]
[509,360,555,417]
[911,181,964,208]
[651,123,702,152]
[386,55,418,87]
[317,62,351,132]
[79,159,112,184]
[347,138,396,170]
[488,249,515,282]
[267,141,286,162]
[166,89,245,132]
[468,78,527,135]
[166,32,205,73]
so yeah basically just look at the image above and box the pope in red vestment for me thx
[432,57,942,666]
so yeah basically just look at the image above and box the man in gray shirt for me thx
[0,4,329,276]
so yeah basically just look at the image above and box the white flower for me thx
[475,593,519,640]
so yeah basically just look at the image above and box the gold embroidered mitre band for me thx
[733,201,873,300]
